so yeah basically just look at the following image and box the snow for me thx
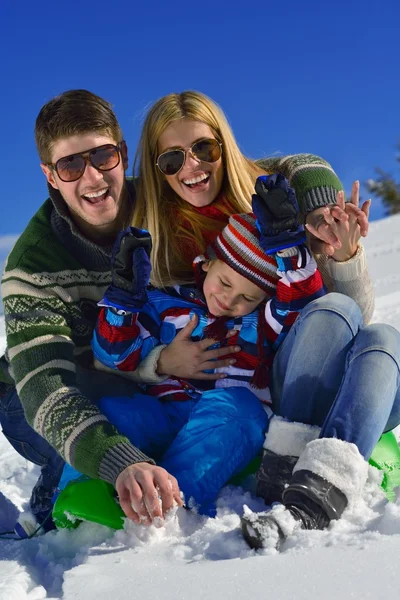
[1,214,400,600]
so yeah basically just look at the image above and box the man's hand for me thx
[115,462,183,526]
[157,314,240,379]
[306,181,371,261]
[306,181,370,256]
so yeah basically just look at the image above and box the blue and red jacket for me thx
[92,246,326,405]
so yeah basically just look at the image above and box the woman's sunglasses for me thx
[156,138,222,176]
[48,143,122,183]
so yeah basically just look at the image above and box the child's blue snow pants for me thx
[60,387,268,514]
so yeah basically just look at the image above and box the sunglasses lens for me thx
[54,145,121,182]
[192,139,221,163]
[157,150,185,175]
[56,155,86,182]
[91,145,120,171]
[156,139,221,175]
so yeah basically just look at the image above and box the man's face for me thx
[41,133,128,242]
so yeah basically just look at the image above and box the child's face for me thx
[202,260,267,317]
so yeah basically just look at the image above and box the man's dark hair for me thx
[35,89,123,164]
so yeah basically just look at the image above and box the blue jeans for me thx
[271,293,400,458]
[0,366,143,516]
[0,383,65,515]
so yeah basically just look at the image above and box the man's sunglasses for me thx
[156,138,222,176]
[48,143,123,183]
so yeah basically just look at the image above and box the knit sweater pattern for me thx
[1,182,152,485]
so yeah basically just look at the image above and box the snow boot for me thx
[256,449,298,505]
[242,438,369,550]
[256,417,320,505]
[242,470,347,549]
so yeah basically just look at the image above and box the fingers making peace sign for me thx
[306,181,371,261]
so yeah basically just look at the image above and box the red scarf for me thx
[178,195,233,260]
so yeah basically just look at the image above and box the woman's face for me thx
[157,118,224,208]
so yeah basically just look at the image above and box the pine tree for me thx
[366,144,400,215]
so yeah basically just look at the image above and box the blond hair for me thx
[133,90,264,287]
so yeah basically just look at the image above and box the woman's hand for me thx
[306,181,371,259]
[157,314,240,379]
[116,462,183,525]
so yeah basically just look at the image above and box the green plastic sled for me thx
[53,477,125,530]
[369,430,400,501]
[53,431,400,531]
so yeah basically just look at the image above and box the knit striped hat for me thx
[207,212,279,294]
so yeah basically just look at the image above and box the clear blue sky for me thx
[2,0,399,235]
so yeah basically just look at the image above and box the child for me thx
[93,174,326,407]
[87,175,326,514]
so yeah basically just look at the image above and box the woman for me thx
[128,90,400,546]
[133,91,368,281]
[131,91,373,382]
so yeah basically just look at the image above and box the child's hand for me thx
[100,227,152,312]
[252,174,305,255]
[306,181,371,262]
[111,227,152,293]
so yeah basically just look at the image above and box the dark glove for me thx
[252,174,306,255]
[99,227,152,312]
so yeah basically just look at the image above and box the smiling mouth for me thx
[82,188,110,204]
[214,297,230,312]
[182,173,210,189]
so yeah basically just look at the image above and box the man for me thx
[0,90,185,534]
[0,89,362,536]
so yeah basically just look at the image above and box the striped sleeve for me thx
[264,244,326,350]
[92,307,152,372]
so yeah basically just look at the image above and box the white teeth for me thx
[84,188,108,198]
[183,173,209,185]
